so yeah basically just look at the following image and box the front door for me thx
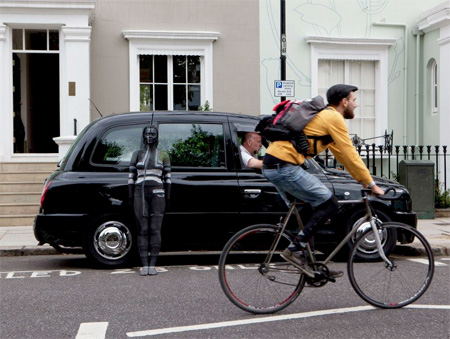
[12,29,60,154]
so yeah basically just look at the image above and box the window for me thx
[307,36,394,141]
[123,30,219,112]
[139,55,201,111]
[318,60,376,140]
[90,122,225,168]
[234,123,266,170]
[12,29,59,52]
[91,125,145,166]
[159,123,225,167]
[432,61,438,114]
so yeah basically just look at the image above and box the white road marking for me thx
[408,258,448,266]
[126,305,450,337]
[76,322,109,339]
[0,270,81,279]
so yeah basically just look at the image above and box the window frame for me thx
[318,59,376,140]
[306,36,395,138]
[139,55,202,111]
[12,28,59,53]
[88,119,229,172]
[123,30,219,112]
[90,123,146,169]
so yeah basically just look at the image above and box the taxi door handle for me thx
[244,189,261,199]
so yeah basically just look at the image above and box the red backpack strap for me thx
[272,100,290,114]
[272,100,291,125]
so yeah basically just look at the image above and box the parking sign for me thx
[274,80,295,97]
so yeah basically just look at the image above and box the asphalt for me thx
[0,218,449,258]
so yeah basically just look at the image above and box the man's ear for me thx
[341,97,348,108]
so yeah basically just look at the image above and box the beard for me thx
[343,107,355,119]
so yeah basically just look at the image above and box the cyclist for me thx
[262,84,384,278]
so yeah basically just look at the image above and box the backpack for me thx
[255,96,333,156]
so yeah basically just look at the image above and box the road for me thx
[1,254,449,339]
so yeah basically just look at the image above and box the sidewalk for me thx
[0,218,449,257]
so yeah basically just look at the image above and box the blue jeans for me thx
[262,164,332,208]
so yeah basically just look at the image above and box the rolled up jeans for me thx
[262,163,332,208]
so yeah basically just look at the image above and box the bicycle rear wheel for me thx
[218,224,305,314]
[348,222,434,308]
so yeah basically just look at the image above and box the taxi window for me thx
[159,123,225,168]
[91,125,144,166]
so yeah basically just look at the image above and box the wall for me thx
[259,0,445,146]
[89,0,260,119]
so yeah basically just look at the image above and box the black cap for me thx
[326,84,358,106]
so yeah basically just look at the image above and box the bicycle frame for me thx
[273,195,393,270]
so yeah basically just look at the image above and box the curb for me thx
[0,246,59,257]
[435,209,450,218]
[1,245,449,258]
[393,244,449,257]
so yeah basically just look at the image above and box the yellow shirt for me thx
[265,106,373,185]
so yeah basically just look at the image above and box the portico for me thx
[0,0,96,162]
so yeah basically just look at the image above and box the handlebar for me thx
[361,186,399,201]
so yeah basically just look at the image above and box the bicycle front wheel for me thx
[218,224,305,314]
[348,222,434,308]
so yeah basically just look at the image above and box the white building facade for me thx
[259,0,450,185]
[0,0,260,162]
[0,0,448,174]
[0,0,95,162]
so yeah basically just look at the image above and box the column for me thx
[60,26,92,138]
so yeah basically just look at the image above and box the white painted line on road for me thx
[408,258,448,266]
[126,305,450,337]
[76,322,109,339]
[406,305,450,309]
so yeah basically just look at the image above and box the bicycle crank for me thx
[306,263,333,287]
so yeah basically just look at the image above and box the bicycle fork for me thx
[365,198,394,268]
[369,218,394,267]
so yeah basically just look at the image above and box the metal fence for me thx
[318,144,448,191]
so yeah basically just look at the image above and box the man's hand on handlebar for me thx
[362,181,385,195]
[371,184,384,196]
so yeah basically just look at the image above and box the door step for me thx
[0,161,57,227]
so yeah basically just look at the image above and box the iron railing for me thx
[318,139,448,191]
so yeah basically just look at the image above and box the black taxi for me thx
[34,111,416,267]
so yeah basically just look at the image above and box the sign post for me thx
[280,0,286,101]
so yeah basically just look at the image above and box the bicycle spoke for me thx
[218,225,305,314]
[348,223,434,308]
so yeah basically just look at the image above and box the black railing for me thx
[319,145,448,191]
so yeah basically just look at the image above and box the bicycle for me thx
[218,188,434,314]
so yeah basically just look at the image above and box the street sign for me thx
[274,80,295,97]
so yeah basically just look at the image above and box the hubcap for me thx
[352,217,387,254]
[93,221,132,260]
